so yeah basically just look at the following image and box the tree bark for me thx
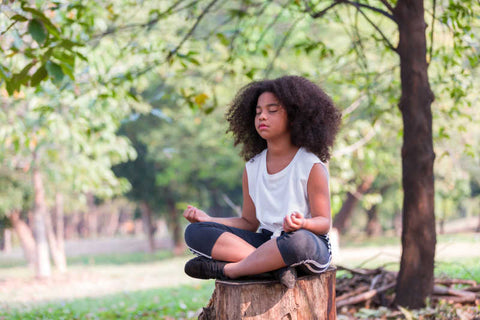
[44,193,67,273]
[9,210,36,267]
[365,204,382,237]
[200,269,336,320]
[2,228,12,253]
[476,212,480,233]
[32,167,52,278]
[333,176,374,234]
[393,0,436,308]
[167,195,183,253]
[86,192,98,237]
[55,193,66,255]
[139,201,156,252]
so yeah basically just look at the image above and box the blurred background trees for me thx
[1,0,479,308]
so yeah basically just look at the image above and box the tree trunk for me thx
[55,193,66,254]
[393,0,436,308]
[333,176,374,234]
[200,269,336,320]
[139,201,156,252]
[45,208,67,273]
[167,195,183,254]
[105,209,120,236]
[476,212,480,233]
[365,204,382,237]
[32,168,52,278]
[44,193,67,273]
[2,228,12,253]
[86,192,98,237]
[9,210,36,267]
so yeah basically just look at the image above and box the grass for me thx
[0,282,215,320]
[435,257,480,283]
[1,233,478,319]
[0,251,175,269]
[339,231,480,248]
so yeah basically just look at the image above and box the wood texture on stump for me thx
[199,267,336,320]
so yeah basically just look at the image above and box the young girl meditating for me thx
[183,75,341,288]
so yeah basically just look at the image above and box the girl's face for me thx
[255,92,290,141]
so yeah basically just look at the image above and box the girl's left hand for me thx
[283,212,305,232]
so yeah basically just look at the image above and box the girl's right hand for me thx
[183,205,211,223]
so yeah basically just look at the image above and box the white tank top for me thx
[245,147,329,237]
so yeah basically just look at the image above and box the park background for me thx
[0,0,479,319]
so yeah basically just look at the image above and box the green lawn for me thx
[1,233,478,319]
[0,282,215,320]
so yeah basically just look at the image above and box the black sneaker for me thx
[273,266,297,289]
[184,256,228,280]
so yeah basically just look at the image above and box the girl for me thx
[183,75,341,288]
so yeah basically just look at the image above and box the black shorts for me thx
[184,221,332,274]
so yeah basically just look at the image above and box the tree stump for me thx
[199,267,336,320]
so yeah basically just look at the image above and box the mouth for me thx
[258,124,268,130]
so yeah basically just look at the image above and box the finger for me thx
[285,214,293,227]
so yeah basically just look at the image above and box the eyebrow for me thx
[256,103,280,108]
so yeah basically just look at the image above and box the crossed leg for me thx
[211,232,287,279]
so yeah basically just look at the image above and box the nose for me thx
[258,110,267,120]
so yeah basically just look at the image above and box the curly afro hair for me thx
[226,75,342,162]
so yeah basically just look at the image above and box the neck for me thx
[266,138,298,157]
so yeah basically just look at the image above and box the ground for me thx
[1,231,479,309]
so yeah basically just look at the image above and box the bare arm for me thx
[283,163,331,235]
[183,168,259,232]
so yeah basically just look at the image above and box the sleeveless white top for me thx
[245,147,329,237]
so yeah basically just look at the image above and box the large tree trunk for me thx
[333,176,374,234]
[9,210,36,267]
[139,201,156,252]
[32,168,52,278]
[394,0,436,308]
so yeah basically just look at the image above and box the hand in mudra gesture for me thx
[283,211,305,232]
[183,205,211,223]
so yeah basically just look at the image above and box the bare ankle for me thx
[223,263,237,279]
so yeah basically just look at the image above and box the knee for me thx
[184,221,222,251]
[184,222,203,249]
[278,230,319,261]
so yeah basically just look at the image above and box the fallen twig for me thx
[336,282,396,308]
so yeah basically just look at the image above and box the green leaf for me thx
[22,7,61,38]
[28,19,47,45]
[216,33,229,46]
[30,65,48,87]
[11,14,28,22]
[60,39,84,50]
[46,61,64,84]
[60,61,75,80]
[0,65,10,80]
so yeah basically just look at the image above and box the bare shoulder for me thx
[307,163,329,191]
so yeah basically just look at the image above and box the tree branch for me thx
[264,17,303,77]
[349,3,397,52]
[304,1,341,19]
[90,0,196,40]
[343,0,396,22]
[333,122,378,157]
[378,0,395,14]
[166,0,219,61]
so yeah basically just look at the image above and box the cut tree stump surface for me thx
[199,267,336,320]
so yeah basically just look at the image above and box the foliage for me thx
[0,282,215,320]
